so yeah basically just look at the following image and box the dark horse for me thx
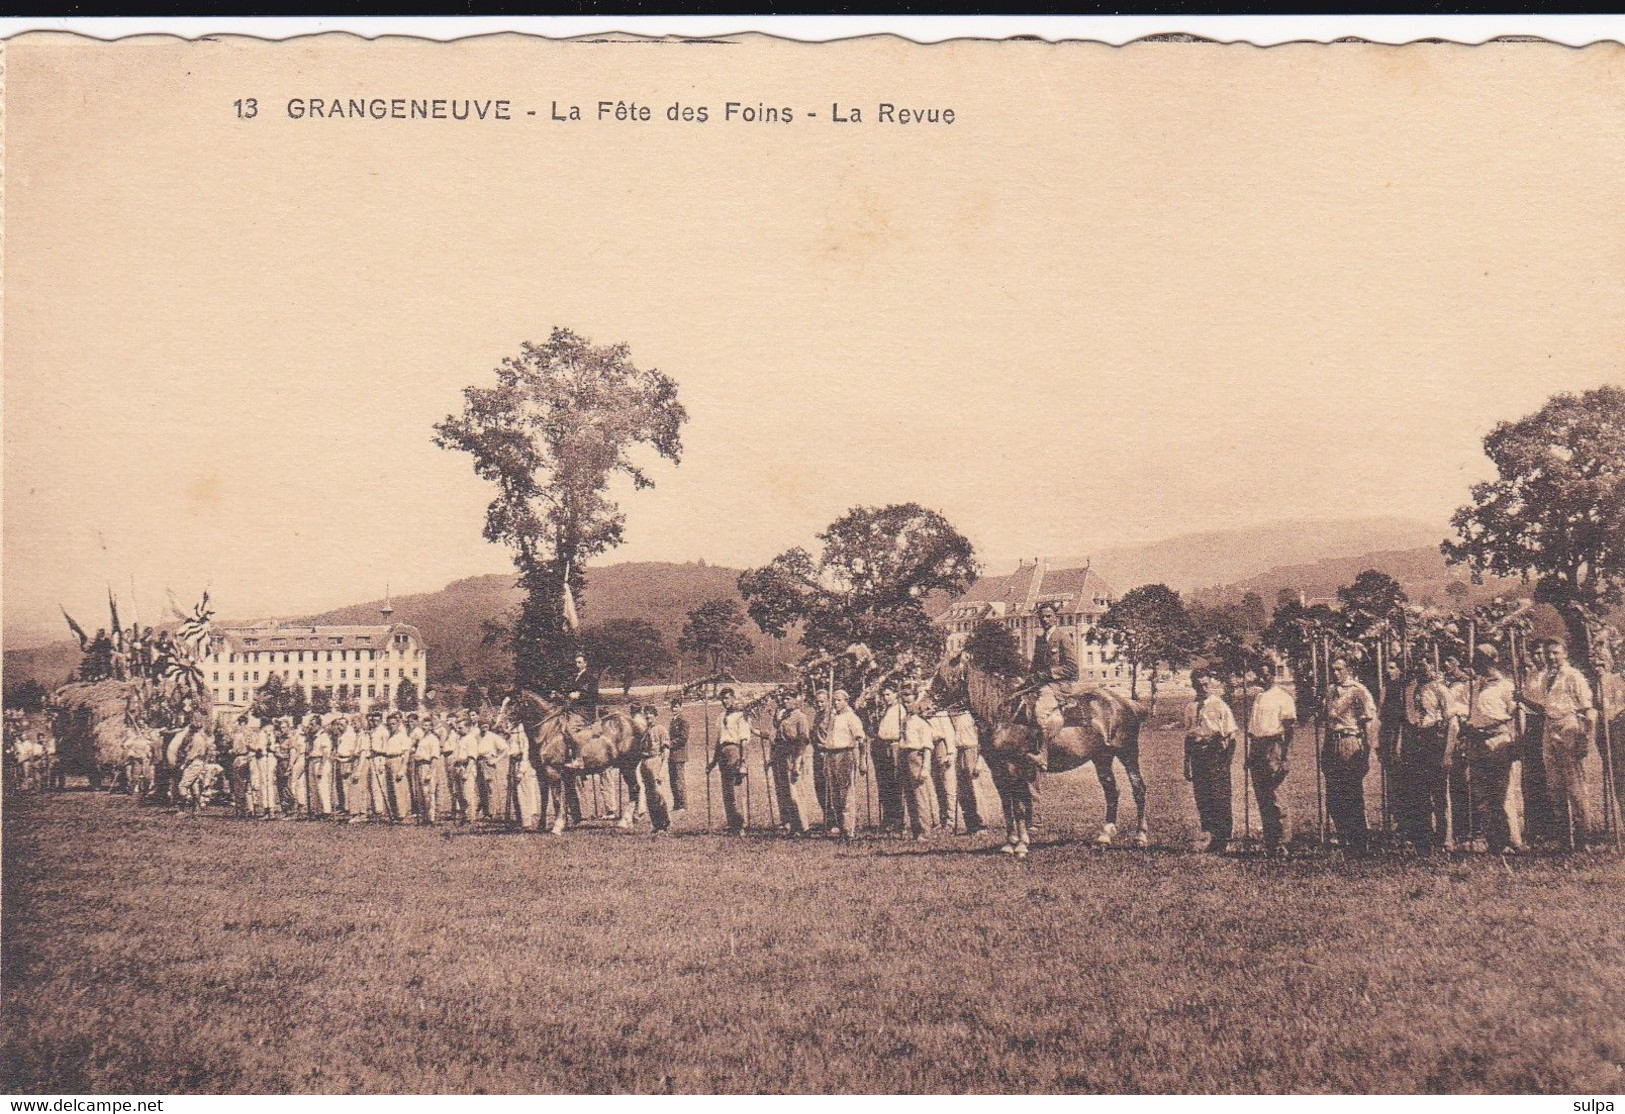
[927,650,1151,857]
[513,689,646,835]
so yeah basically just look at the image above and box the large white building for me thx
[200,609,428,714]
[935,559,1127,683]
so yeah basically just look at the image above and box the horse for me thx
[513,690,648,835]
[927,650,1151,857]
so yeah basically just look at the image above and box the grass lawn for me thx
[4,716,1623,1094]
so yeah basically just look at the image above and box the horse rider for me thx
[1028,600,1088,771]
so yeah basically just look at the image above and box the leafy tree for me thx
[1264,595,1340,720]
[284,683,309,724]
[1444,580,1471,608]
[1237,591,1268,633]
[434,327,687,695]
[310,686,333,716]
[251,674,289,721]
[1336,570,1408,640]
[1094,584,1200,700]
[584,618,674,695]
[464,681,486,713]
[434,659,467,686]
[396,677,419,712]
[3,678,49,712]
[738,503,977,670]
[1444,385,1625,667]
[1190,601,1266,683]
[963,618,1025,679]
[678,599,755,677]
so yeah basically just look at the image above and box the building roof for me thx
[938,561,1115,620]
[210,622,424,654]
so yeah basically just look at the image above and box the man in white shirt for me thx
[1465,647,1524,853]
[714,688,753,834]
[871,685,906,834]
[820,689,868,839]
[1244,660,1297,855]
[454,712,484,822]
[1526,638,1596,852]
[1323,658,1378,855]
[335,715,367,822]
[898,692,937,840]
[1184,669,1238,853]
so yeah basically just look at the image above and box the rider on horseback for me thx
[1028,601,1087,772]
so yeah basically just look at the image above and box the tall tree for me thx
[583,618,674,695]
[678,598,755,677]
[1264,596,1340,720]
[1094,584,1200,700]
[1444,385,1625,666]
[963,618,1025,679]
[1237,591,1268,633]
[396,677,419,712]
[310,686,333,716]
[738,503,977,668]
[434,328,687,695]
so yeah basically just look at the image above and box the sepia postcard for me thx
[2,24,1624,1100]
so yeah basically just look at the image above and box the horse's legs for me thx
[1121,745,1150,846]
[1094,755,1121,845]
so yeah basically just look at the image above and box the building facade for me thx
[936,560,1127,683]
[200,618,428,715]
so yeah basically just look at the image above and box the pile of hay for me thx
[49,678,210,775]
[50,680,144,773]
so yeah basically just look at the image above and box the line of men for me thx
[117,700,694,832]
[1182,634,1623,856]
[4,711,63,793]
[720,680,987,841]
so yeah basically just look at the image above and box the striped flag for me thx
[176,591,213,651]
[561,562,579,632]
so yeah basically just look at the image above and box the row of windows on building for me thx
[215,647,424,665]
[212,666,420,684]
[214,682,396,706]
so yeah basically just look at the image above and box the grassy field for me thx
[4,715,1624,1095]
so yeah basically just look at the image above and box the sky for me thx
[5,34,1623,645]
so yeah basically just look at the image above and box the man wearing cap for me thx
[1245,660,1297,855]
[1029,601,1087,772]
[1465,646,1525,853]
[1525,638,1596,852]
[1322,657,1378,855]
[820,689,867,838]
[667,698,690,813]
[636,704,673,834]
[767,689,813,835]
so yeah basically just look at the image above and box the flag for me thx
[177,591,214,652]
[62,606,89,649]
[561,563,579,632]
